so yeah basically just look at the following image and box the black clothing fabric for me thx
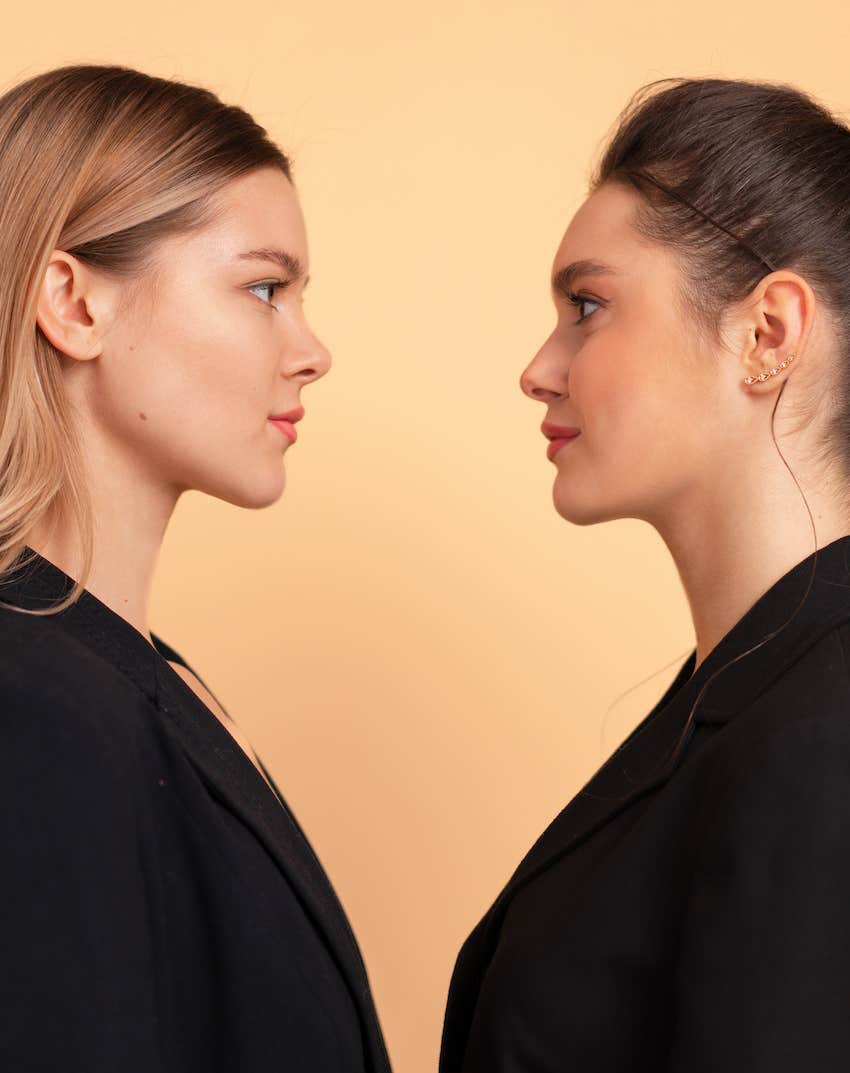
[0,546,391,1073]
[440,534,850,1073]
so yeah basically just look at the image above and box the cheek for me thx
[154,291,272,414]
[573,326,710,477]
[94,290,275,454]
[571,333,652,436]
[174,291,266,392]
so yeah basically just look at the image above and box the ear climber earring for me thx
[743,353,795,385]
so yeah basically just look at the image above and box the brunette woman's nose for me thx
[520,335,567,402]
[520,363,565,403]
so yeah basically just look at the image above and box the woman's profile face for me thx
[520,180,734,529]
[72,165,331,510]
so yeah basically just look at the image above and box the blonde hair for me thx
[0,64,291,615]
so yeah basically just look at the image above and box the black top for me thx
[440,533,850,1073]
[0,546,391,1073]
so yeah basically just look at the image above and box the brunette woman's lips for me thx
[542,420,581,461]
[268,405,304,444]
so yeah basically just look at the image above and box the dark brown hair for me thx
[592,78,850,775]
[593,77,850,466]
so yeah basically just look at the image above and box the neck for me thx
[655,457,849,672]
[24,427,179,647]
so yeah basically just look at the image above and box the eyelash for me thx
[247,279,292,309]
[566,291,603,324]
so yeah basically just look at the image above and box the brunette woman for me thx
[0,64,390,1073]
[441,77,850,1072]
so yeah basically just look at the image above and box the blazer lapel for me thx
[488,652,698,911]
[488,533,850,915]
[0,547,385,1064]
[151,658,378,1015]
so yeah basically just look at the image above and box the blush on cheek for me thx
[583,357,649,437]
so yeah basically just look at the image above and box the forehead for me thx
[552,181,646,276]
[194,166,308,264]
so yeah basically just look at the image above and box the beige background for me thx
[5,3,849,1070]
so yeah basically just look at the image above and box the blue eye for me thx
[566,291,602,323]
[248,279,291,307]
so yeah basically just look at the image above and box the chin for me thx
[236,485,288,510]
[198,466,288,511]
[552,486,619,527]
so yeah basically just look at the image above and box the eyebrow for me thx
[235,247,309,284]
[552,259,618,299]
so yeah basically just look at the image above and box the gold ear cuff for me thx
[743,353,795,385]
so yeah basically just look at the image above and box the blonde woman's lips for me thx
[268,418,297,442]
[268,405,304,443]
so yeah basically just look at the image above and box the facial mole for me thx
[139,412,147,421]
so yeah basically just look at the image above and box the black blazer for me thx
[440,534,850,1073]
[0,547,391,1073]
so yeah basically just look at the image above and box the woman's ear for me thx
[739,271,816,392]
[35,250,112,362]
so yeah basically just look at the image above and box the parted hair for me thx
[0,63,291,614]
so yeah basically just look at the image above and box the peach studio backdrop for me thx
[5,2,849,1070]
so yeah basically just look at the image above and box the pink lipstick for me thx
[542,420,581,461]
[268,405,304,444]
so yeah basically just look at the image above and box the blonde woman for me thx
[0,65,391,1073]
